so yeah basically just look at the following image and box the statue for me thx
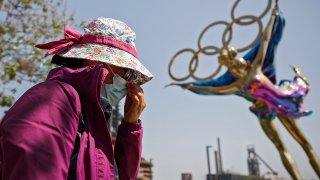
[167,0,320,179]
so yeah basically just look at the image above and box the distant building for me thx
[181,173,193,180]
[137,158,153,180]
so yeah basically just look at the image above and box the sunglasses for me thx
[123,69,135,82]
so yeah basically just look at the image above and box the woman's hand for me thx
[123,83,146,124]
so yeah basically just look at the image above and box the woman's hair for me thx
[51,54,86,68]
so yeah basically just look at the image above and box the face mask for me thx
[104,74,127,106]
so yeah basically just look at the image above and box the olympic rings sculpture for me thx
[168,0,275,82]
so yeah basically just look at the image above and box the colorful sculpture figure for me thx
[168,2,320,180]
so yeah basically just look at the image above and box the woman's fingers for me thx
[137,91,146,111]
[129,92,145,113]
[124,84,146,123]
[127,84,144,108]
[129,92,140,107]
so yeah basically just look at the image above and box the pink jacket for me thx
[0,65,143,180]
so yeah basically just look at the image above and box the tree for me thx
[0,0,77,108]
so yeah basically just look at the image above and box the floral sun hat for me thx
[36,17,153,85]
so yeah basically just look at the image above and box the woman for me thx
[0,17,153,180]
[170,7,320,180]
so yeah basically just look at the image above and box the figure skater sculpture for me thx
[167,0,320,179]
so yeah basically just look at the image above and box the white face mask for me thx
[104,74,127,106]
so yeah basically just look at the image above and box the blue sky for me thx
[2,0,320,179]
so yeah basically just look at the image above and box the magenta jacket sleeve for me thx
[0,81,81,180]
[114,120,143,180]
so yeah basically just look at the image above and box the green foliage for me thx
[0,95,14,107]
[0,0,77,108]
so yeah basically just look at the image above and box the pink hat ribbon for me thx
[35,24,138,58]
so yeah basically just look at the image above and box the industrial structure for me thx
[247,145,278,178]
[206,138,224,180]
[204,138,278,180]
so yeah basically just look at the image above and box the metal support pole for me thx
[206,145,212,175]
[217,138,223,174]
[215,151,220,180]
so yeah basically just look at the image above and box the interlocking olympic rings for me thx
[169,0,273,82]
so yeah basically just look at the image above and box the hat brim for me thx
[58,43,153,85]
